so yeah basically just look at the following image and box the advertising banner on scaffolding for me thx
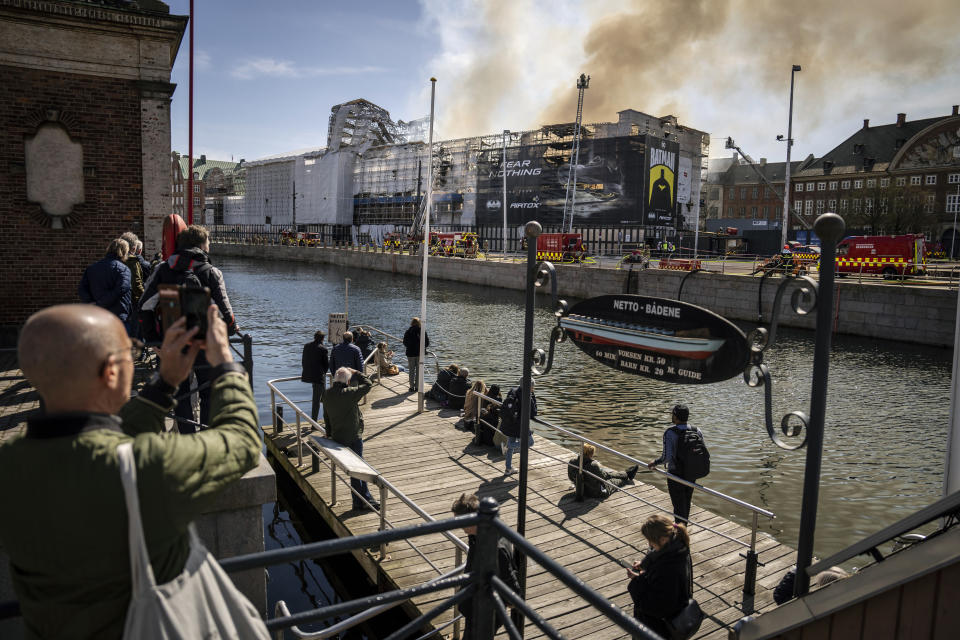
[474,135,646,227]
[643,137,680,227]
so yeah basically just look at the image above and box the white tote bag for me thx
[117,442,271,639]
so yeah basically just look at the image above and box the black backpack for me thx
[140,260,212,341]
[499,387,523,434]
[672,426,710,481]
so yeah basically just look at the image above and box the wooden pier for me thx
[264,374,797,639]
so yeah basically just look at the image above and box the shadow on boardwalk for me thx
[266,373,797,640]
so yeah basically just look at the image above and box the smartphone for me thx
[179,286,211,339]
[157,285,181,335]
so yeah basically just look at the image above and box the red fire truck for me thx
[536,233,588,263]
[835,234,926,278]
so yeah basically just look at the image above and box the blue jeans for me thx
[347,438,374,507]
[505,434,534,470]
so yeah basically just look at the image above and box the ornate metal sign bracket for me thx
[530,260,568,376]
[743,274,819,450]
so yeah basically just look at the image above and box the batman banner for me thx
[644,138,679,226]
[474,135,645,226]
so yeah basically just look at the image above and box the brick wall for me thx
[0,64,142,339]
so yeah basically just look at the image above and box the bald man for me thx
[0,304,261,639]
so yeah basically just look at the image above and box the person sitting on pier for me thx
[322,367,379,511]
[426,363,459,403]
[462,379,488,432]
[374,341,400,377]
[446,367,471,410]
[451,493,520,638]
[625,514,699,640]
[330,331,364,373]
[475,384,502,447]
[567,443,639,499]
[0,304,263,638]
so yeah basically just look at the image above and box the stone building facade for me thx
[0,0,185,338]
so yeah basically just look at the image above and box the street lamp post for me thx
[952,184,959,260]
[502,130,509,259]
[782,64,801,248]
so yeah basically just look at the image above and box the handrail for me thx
[352,324,441,377]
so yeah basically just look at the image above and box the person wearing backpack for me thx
[647,404,710,524]
[140,225,240,432]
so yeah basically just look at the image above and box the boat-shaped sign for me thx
[560,294,749,384]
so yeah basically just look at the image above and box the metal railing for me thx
[266,375,470,639]
[215,498,660,640]
[468,389,775,599]
[351,325,441,383]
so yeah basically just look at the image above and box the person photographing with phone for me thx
[0,303,265,638]
[140,225,241,432]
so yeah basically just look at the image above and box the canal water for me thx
[224,255,950,579]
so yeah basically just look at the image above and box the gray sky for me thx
[168,0,960,164]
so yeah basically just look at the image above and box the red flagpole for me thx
[187,0,194,225]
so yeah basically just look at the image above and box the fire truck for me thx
[280,231,321,246]
[835,234,926,278]
[536,233,589,263]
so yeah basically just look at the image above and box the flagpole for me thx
[418,78,436,413]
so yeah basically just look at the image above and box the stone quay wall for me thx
[212,243,957,347]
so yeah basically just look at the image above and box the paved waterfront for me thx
[266,373,797,639]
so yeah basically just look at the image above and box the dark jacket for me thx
[446,375,470,410]
[301,340,329,383]
[137,254,153,279]
[476,393,502,446]
[428,368,456,402]
[628,536,692,626]
[459,534,521,624]
[321,373,372,444]
[330,341,363,372]
[78,253,132,321]
[500,389,537,438]
[140,247,239,338]
[402,325,429,357]
[567,456,613,498]
[355,332,374,360]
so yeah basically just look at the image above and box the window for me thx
[816,200,825,215]
[829,181,838,190]
[828,199,837,210]
[740,187,747,199]
[852,198,861,213]
[924,198,934,213]
[949,173,960,184]
[880,178,889,187]
[752,187,759,199]
[751,206,758,218]
[948,194,960,214]
[841,180,851,189]
[911,175,921,185]
[795,183,804,192]
[854,179,863,189]
[840,199,848,212]
[729,189,735,200]
[880,198,888,213]
[805,199,813,214]
[193,184,200,193]
[764,188,772,199]
[739,207,746,217]
[193,197,199,206]
[864,198,873,214]
[806,183,815,191]
[818,182,826,191]
[925,175,937,185]
[794,201,802,213]
[866,179,876,188]
[896,177,906,186]
[762,206,769,218]
[774,206,781,218]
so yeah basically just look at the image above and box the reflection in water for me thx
[222,255,949,561]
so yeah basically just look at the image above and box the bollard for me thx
[274,404,283,435]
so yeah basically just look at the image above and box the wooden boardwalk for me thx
[265,374,796,639]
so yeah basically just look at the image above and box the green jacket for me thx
[0,369,261,639]
[122,256,144,306]
[321,373,372,444]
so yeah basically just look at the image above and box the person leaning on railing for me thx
[0,304,261,639]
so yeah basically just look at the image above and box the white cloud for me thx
[231,58,386,80]
[194,49,212,71]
